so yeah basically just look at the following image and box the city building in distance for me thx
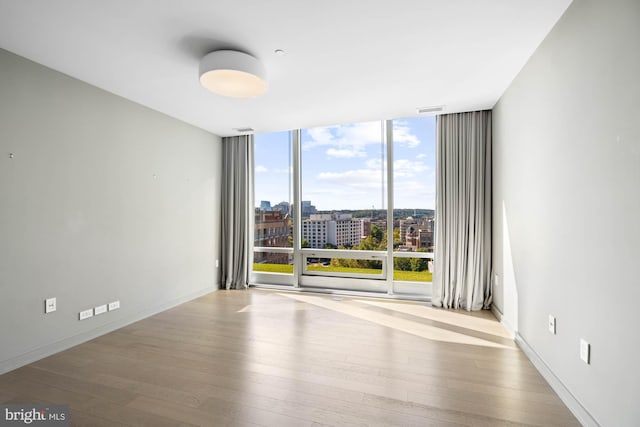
[398,217,434,252]
[254,200,434,256]
[302,213,365,249]
[254,209,292,265]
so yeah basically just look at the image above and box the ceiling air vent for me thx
[416,106,444,114]
[233,127,254,133]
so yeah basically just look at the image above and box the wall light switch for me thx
[580,339,590,364]
[45,297,57,314]
[548,315,556,335]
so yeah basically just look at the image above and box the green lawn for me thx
[253,263,294,274]
[307,265,383,275]
[393,270,432,282]
[253,263,432,282]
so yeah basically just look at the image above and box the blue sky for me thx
[255,116,435,211]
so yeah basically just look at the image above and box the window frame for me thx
[251,119,435,297]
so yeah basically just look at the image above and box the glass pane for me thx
[254,131,292,249]
[301,121,387,252]
[253,252,294,275]
[254,131,294,277]
[392,117,436,281]
[392,257,433,282]
[306,257,384,277]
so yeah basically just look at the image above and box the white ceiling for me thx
[0,0,572,137]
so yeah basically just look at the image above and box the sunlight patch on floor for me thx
[278,293,515,350]
[355,299,511,339]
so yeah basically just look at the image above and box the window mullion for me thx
[386,119,394,294]
[292,129,302,287]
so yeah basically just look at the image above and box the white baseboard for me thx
[515,333,600,427]
[491,305,503,321]
[0,286,217,375]
[490,305,516,338]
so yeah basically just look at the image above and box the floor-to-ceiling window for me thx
[391,117,436,295]
[252,131,295,286]
[252,116,435,297]
[299,121,388,291]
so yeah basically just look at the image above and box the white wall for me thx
[0,49,222,372]
[492,0,640,425]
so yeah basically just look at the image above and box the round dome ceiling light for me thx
[199,50,267,98]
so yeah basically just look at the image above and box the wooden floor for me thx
[0,289,580,426]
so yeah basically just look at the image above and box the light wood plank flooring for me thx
[0,289,580,426]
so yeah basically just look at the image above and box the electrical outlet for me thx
[494,273,499,287]
[94,304,107,315]
[548,315,556,335]
[216,259,219,268]
[108,301,120,311]
[580,339,590,364]
[45,297,57,314]
[79,309,93,320]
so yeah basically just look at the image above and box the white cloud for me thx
[305,158,435,210]
[297,120,431,209]
[326,148,365,158]
[365,158,382,169]
[394,159,429,175]
[393,179,436,209]
[317,168,385,190]
[256,165,291,174]
[302,121,423,160]
[343,121,383,143]
[317,158,427,181]
[393,121,421,148]
[306,126,335,146]
[302,121,384,156]
[394,180,429,191]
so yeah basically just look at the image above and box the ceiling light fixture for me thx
[199,50,267,98]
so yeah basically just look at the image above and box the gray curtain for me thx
[220,135,254,290]
[433,110,492,311]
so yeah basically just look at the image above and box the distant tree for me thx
[323,243,337,249]
[370,224,383,242]
[410,257,429,272]
[301,239,310,248]
[378,231,388,250]
[330,258,342,268]
[358,235,379,251]
[394,257,412,271]
[393,228,402,248]
[364,259,383,270]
